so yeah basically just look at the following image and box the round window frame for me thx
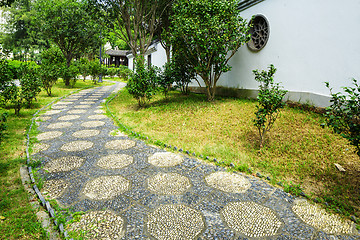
[247,14,270,52]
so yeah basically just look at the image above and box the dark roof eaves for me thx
[238,0,266,12]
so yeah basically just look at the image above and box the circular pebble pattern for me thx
[147,173,191,195]
[72,129,100,138]
[148,152,183,167]
[147,205,204,240]
[51,105,67,109]
[37,131,63,141]
[97,154,133,169]
[88,114,107,120]
[44,110,61,115]
[80,101,95,104]
[81,121,105,128]
[32,143,50,153]
[205,172,251,193]
[292,200,353,234]
[67,210,125,240]
[74,105,91,109]
[221,201,282,238]
[109,130,127,137]
[67,109,87,114]
[60,141,94,152]
[58,115,80,121]
[83,175,131,200]
[105,140,136,150]
[42,179,69,199]
[94,109,104,114]
[55,101,73,105]
[44,156,85,173]
[36,116,51,122]
[47,122,73,129]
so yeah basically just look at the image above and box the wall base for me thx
[188,86,331,107]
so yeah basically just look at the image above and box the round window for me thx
[247,15,270,51]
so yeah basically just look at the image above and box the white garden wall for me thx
[213,0,360,107]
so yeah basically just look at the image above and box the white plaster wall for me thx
[127,41,167,71]
[216,0,360,106]
[127,54,134,71]
[148,41,167,69]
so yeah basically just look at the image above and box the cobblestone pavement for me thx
[32,83,360,240]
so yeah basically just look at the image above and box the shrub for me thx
[117,65,132,81]
[62,63,79,87]
[39,47,65,96]
[107,67,117,78]
[77,57,90,81]
[1,63,41,114]
[0,59,14,104]
[324,79,360,156]
[172,55,195,95]
[126,56,159,107]
[0,112,8,145]
[19,63,42,107]
[88,60,102,84]
[253,64,287,148]
[158,62,175,98]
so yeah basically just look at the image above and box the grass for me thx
[0,79,114,240]
[108,89,360,218]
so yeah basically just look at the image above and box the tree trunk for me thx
[165,46,171,63]
[64,58,72,86]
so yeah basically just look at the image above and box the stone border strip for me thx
[25,86,95,240]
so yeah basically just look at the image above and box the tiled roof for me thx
[105,49,128,57]
[238,0,265,11]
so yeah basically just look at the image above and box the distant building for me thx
[128,0,360,107]
[105,48,128,67]
[127,40,167,71]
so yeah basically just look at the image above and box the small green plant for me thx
[62,63,79,87]
[3,63,42,114]
[126,56,159,107]
[253,64,287,148]
[107,67,117,78]
[158,61,175,98]
[117,65,132,81]
[284,181,303,196]
[0,112,8,145]
[172,54,195,95]
[77,57,90,81]
[324,79,360,157]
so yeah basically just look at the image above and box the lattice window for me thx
[247,15,270,51]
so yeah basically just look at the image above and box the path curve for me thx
[32,82,359,240]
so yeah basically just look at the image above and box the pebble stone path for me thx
[32,82,360,240]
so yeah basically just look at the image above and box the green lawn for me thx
[108,89,360,219]
[0,79,113,239]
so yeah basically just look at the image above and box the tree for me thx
[156,0,173,62]
[171,0,251,101]
[1,62,41,115]
[88,59,106,84]
[77,57,90,82]
[39,46,65,96]
[126,56,159,107]
[34,0,101,86]
[91,0,170,58]
[1,0,49,61]
[253,65,287,149]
